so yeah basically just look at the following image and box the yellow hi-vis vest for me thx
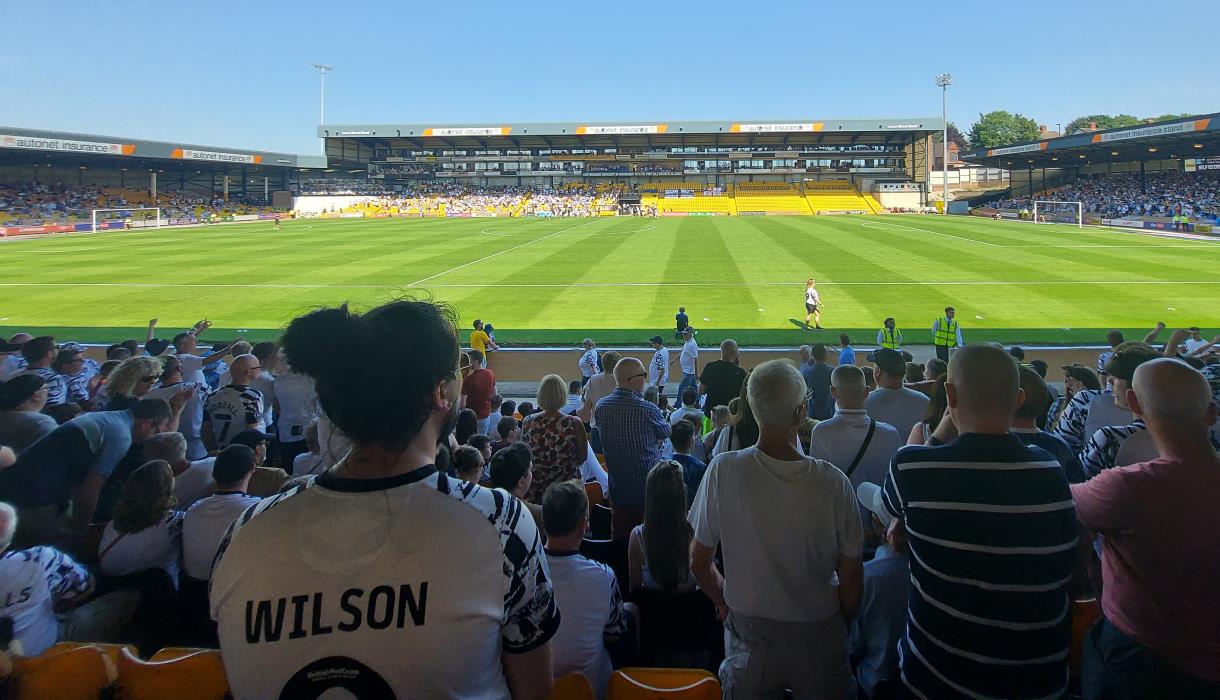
[880,328,902,349]
[934,317,959,348]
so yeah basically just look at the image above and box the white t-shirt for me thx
[176,353,209,386]
[862,387,930,444]
[806,287,820,305]
[669,406,704,427]
[147,381,207,460]
[578,349,600,379]
[98,512,184,584]
[578,443,610,493]
[0,546,92,656]
[648,347,670,386]
[0,354,28,381]
[174,457,216,508]
[583,373,617,429]
[1184,337,1210,354]
[183,492,261,581]
[679,339,699,375]
[688,445,863,622]
[292,451,325,477]
[545,551,627,698]
[274,371,318,443]
[251,371,276,432]
[210,466,560,699]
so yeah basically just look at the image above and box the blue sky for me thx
[2,0,1214,154]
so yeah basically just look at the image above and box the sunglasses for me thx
[627,372,648,381]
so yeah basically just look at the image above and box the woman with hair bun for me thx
[210,300,560,699]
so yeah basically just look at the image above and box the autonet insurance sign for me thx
[0,134,135,155]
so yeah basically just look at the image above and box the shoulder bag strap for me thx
[844,419,877,479]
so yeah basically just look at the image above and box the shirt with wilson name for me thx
[881,432,1077,700]
[210,466,560,699]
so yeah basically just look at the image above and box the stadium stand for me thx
[991,170,1220,221]
[732,182,813,214]
[802,180,883,214]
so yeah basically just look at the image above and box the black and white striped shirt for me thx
[882,433,1077,700]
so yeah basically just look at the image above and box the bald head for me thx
[1131,358,1213,424]
[614,357,646,390]
[230,353,260,385]
[7,333,32,346]
[947,345,1021,427]
[831,364,868,409]
[720,339,739,362]
[0,502,16,552]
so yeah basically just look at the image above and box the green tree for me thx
[968,111,1040,149]
[932,121,970,150]
[1064,114,1141,134]
[1149,112,1195,123]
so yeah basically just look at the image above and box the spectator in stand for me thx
[703,405,730,458]
[44,403,82,425]
[146,355,207,461]
[522,374,588,502]
[452,445,485,484]
[455,409,479,447]
[182,445,259,583]
[581,351,619,445]
[668,388,703,427]
[270,363,318,471]
[803,343,836,420]
[578,339,599,386]
[211,300,558,698]
[564,380,583,415]
[647,336,671,397]
[491,416,520,454]
[247,342,278,432]
[838,334,856,366]
[97,460,183,584]
[1054,342,1156,452]
[0,374,56,454]
[698,339,747,418]
[53,347,89,406]
[907,375,950,445]
[666,420,706,505]
[0,502,94,657]
[0,334,33,380]
[20,337,65,407]
[490,442,546,535]
[1097,330,1125,378]
[690,359,863,697]
[203,354,265,450]
[103,356,164,411]
[1079,348,1164,479]
[143,432,212,509]
[460,349,496,436]
[1073,358,1220,696]
[712,379,759,457]
[594,357,670,538]
[227,430,289,498]
[543,480,629,697]
[1012,366,1087,484]
[864,348,931,440]
[850,483,910,700]
[798,344,813,371]
[809,365,904,529]
[628,460,695,593]
[291,421,324,477]
[171,321,234,386]
[0,397,174,540]
[1054,363,1102,427]
[678,329,699,399]
[881,345,1076,699]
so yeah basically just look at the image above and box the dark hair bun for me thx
[281,305,361,378]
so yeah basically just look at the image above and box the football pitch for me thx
[3,214,1218,347]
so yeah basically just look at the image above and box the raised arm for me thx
[1142,321,1166,346]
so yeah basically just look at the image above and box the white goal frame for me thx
[1032,200,1083,228]
[91,207,161,233]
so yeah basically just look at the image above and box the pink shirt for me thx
[1071,457,1220,682]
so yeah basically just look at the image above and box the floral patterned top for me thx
[522,411,585,502]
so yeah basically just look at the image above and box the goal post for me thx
[1031,200,1083,228]
[91,207,162,233]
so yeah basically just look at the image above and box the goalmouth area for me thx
[2,213,1217,350]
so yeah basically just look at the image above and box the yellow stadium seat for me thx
[550,672,597,699]
[10,645,116,700]
[608,668,720,699]
[116,647,229,700]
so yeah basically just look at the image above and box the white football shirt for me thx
[649,347,670,386]
[211,467,559,699]
[679,339,699,375]
[806,287,820,305]
[274,371,319,443]
[148,381,208,460]
[183,491,261,581]
[0,546,92,656]
[204,384,265,448]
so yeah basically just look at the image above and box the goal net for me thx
[1031,200,1083,228]
[91,207,162,233]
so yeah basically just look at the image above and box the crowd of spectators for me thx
[992,170,1220,221]
[0,182,273,227]
[340,183,622,218]
[1,308,1219,699]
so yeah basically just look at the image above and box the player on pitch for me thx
[804,278,824,331]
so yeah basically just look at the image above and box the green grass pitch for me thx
[3,214,1218,348]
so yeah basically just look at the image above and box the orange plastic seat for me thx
[11,645,115,700]
[1070,598,1102,672]
[116,646,229,700]
[585,481,605,507]
[550,671,596,699]
[608,667,720,699]
[47,641,137,668]
[150,646,219,661]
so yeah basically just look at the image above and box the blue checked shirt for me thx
[593,388,670,511]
